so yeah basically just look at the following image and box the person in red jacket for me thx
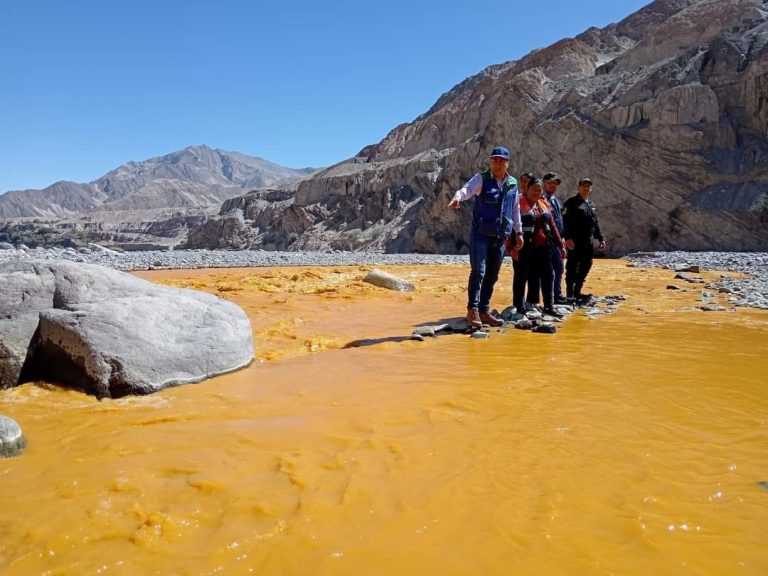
[508,177,566,318]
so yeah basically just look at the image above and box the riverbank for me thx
[2,247,767,310]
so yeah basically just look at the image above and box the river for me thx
[1,260,766,575]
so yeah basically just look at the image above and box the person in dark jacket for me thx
[562,177,606,301]
[448,146,524,329]
[542,172,568,304]
[509,178,566,318]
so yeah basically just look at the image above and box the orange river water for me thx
[1,260,766,575]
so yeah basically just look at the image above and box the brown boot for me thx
[479,312,503,327]
[467,308,482,329]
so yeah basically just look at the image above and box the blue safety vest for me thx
[472,170,518,238]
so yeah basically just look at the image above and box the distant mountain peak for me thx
[0,146,320,218]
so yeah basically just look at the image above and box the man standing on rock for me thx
[563,177,606,302]
[448,146,524,329]
[542,172,567,304]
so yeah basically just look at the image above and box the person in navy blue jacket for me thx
[448,146,524,329]
[542,172,568,304]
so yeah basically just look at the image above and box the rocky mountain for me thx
[186,0,768,255]
[0,145,316,218]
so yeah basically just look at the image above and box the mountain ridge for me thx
[0,145,317,218]
[184,0,768,255]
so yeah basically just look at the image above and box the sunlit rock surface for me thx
[0,260,254,398]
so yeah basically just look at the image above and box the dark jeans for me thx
[526,244,564,304]
[565,243,593,297]
[550,243,564,299]
[513,244,553,310]
[467,232,505,313]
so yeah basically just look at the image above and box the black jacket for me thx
[562,194,603,246]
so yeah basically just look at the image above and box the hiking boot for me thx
[554,296,570,305]
[479,312,503,327]
[575,293,593,302]
[467,308,482,329]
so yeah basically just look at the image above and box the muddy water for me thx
[1,261,766,575]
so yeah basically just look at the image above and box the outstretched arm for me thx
[448,173,482,210]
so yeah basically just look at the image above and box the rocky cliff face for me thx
[188,0,768,255]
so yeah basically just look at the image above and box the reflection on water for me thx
[1,261,767,575]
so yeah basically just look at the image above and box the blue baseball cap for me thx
[490,146,510,160]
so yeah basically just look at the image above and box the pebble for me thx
[628,251,768,311]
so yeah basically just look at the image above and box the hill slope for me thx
[187,0,768,255]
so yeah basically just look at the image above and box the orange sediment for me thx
[1,260,766,575]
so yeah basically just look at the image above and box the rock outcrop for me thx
[186,0,768,255]
[0,260,254,398]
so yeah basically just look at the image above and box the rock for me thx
[514,319,534,330]
[0,260,254,398]
[500,306,518,321]
[533,323,557,334]
[676,265,701,273]
[362,269,415,291]
[448,317,470,332]
[470,331,489,339]
[757,481,768,492]
[674,272,705,284]
[0,415,26,458]
[699,304,726,312]
[667,284,681,290]
[432,323,452,334]
[0,242,14,250]
[409,333,425,342]
[412,326,436,337]
[88,243,121,255]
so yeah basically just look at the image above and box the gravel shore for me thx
[626,251,768,310]
[1,247,766,310]
[0,248,471,270]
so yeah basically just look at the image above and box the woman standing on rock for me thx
[508,177,566,318]
[448,146,524,329]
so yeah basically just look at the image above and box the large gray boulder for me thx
[0,260,254,398]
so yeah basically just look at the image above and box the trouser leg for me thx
[467,234,488,310]
[526,272,540,305]
[565,249,577,297]
[573,245,593,296]
[479,237,504,313]
[512,247,530,310]
[535,246,554,308]
[550,245,564,299]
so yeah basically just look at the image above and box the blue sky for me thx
[0,0,650,193]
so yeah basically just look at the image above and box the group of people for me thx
[448,145,605,329]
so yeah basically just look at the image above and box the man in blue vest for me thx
[448,146,524,329]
